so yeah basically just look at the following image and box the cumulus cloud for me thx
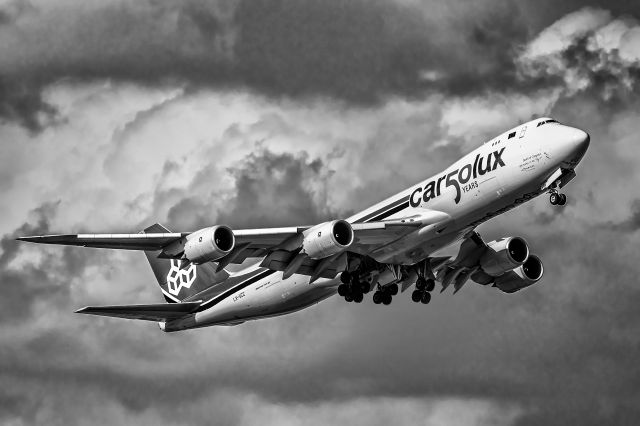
[2,2,640,426]
[603,199,640,232]
[0,0,571,132]
[518,7,640,100]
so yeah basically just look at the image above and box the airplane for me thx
[18,117,590,332]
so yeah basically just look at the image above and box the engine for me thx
[183,225,235,264]
[479,236,529,276]
[494,255,544,293]
[303,220,354,259]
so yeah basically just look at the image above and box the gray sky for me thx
[1,1,640,424]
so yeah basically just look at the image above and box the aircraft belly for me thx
[193,274,338,327]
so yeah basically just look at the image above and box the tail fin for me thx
[143,223,229,303]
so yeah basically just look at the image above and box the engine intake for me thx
[303,220,354,259]
[480,236,529,276]
[494,255,544,293]
[184,225,235,264]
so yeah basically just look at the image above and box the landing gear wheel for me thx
[351,279,360,291]
[337,284,348,297]
[340,271,351,284]
[382,293,392,305]
[345,294,353,302]
[425,279,435,292]
[360,281,370,294]
[558,193,567,205]
[372,292,382,304]
[549,193,559,205]
[411,290,422,303]
[388,284,399,296]
[353,292,364,303]
[421,292,431,304]
[415,277,426,291]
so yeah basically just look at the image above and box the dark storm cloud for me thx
[561,34,640,100]
[0,202,66,321]
[518,7,640,111]
[0,0,31,24]
[0,77,58,132]
[603,199,640,231]
[161,148,336,230]
[2,0,640,131]
[3,3,640,426]
[217,149,335,227]
[233,0,541,101]
[0,0,608,131]
[0,202,104,323]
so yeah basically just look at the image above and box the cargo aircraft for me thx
[19,117,590,332]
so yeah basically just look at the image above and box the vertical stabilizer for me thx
[142,224,229,302]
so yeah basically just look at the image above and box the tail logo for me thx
[166,260,197,296]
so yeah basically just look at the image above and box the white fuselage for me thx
[163,118,590,331]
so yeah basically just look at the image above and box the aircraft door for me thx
[519,125,527,139]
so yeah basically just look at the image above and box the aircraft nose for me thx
[567,126,590,154]
[559,125,590,162]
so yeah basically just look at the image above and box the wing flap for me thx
[76,301,201,322]
[233,227,308,247]
[259,250,341,279]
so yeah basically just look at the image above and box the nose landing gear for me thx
[549,190,567,206]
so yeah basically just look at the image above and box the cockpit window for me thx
[508,131,516,139]
[536,119,558,127]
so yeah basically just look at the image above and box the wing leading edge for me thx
[16,233,185,251]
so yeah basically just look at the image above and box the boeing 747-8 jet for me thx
[19,117,589,332]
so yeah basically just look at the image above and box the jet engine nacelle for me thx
[303,220,354,259]
[184,225,235,264]
[480,236,529,276]
[494,255,544,293]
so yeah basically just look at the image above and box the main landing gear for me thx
[372,283,398,306]
[411,276,435,305]
[338,271,370,303]
[549,190,567,206]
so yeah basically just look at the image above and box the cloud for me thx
[2,3,640,426]
[2,1,640,131]
[214,148,335,228]
[602,199,640,232]
[0,0,584,131]
[518,7,640,101]
[0,202,69,322]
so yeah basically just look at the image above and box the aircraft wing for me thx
[18,217,437,254]
[17,232,186,251]
[76,301,201,322]
[19,209,449,279]
[16,228,310,251]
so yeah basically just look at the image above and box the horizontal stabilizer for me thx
[76,301,201,322]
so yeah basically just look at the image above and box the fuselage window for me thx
[537,119,558,127]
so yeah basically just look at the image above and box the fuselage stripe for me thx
[183,266,265,303]
[197,269,276,311]
[354,195,410,223]
[366,200,411,222]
